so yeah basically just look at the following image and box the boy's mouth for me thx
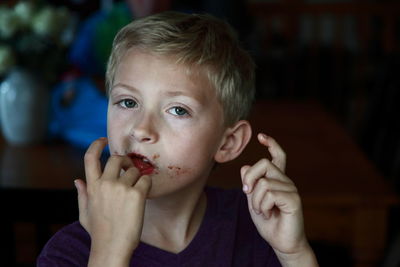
[127,153,155,175]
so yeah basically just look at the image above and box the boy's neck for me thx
[140,181,208,254]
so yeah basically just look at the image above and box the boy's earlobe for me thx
[214,120,252,163]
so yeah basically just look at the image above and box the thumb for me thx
[74,179,88,228]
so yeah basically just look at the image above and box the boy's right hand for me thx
[74,138,152,266]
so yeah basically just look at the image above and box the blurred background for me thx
[0,0,399,266]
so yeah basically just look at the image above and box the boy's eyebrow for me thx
[165,90,193,98]
[111,83,138,92]
[165,90,205,104]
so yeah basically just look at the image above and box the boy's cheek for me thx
[107,112,128,136]
[106,131,121,154]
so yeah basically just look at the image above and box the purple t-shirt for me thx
[38,187,281,266]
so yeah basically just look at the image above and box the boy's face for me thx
[107,49,226,198]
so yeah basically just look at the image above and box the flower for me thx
[0,6,20,38]
[0,1,76,84]
[14,1,35,27]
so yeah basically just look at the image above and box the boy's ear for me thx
[214,120,252,163]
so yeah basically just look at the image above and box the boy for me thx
[38,12,318,266]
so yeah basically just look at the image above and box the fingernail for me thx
[242,184,249,193]
[259,133,268,140]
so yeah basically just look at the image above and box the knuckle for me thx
[267,169,278,178]
[242,171,252,184]
[260,158,270,166]
[242,174,251,185]
[84,151,95,164]
[98,179,111,190]
[99,179,120,193]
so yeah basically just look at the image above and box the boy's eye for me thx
[118,99,137,109]
[169,106,189,116]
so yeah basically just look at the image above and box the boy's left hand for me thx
[241,133,314,264]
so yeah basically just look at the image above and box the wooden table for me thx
[1,100,398,267]
[0,142,85,265]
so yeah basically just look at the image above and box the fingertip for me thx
[74,179,80,190]
[242,184,249,194]
[75,178,86,190]
[258,133,269,143]
[240,165,252,193]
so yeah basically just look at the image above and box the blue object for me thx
[68,13,106,75]
[68,2,132,75]
[49,77,108,149]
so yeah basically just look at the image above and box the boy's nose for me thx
[129,113,159,143]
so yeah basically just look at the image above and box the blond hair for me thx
[106,11,255,126]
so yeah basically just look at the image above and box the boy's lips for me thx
[127,152,155,175]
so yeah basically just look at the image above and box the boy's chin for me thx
[145,187,166,200]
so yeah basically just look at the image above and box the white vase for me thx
[0,68,49,145]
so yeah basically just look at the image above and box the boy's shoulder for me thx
[37,221,90,266]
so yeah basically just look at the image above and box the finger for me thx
[84,138,108,184]
[74,179,88,229]
[259,178,298,194]
[240,165,251,191]
[260,191,301,219]
[241,158,268,193]
[134,175,152,195]
[258,133,286,172]
[119,166,141,186]
[250,178,269,214]
[240,165,251,178]
[263,166,294,185]
[242,158,293,194]
[259,190,275,219]
[243,157,292,192]
[103,155,134,181]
